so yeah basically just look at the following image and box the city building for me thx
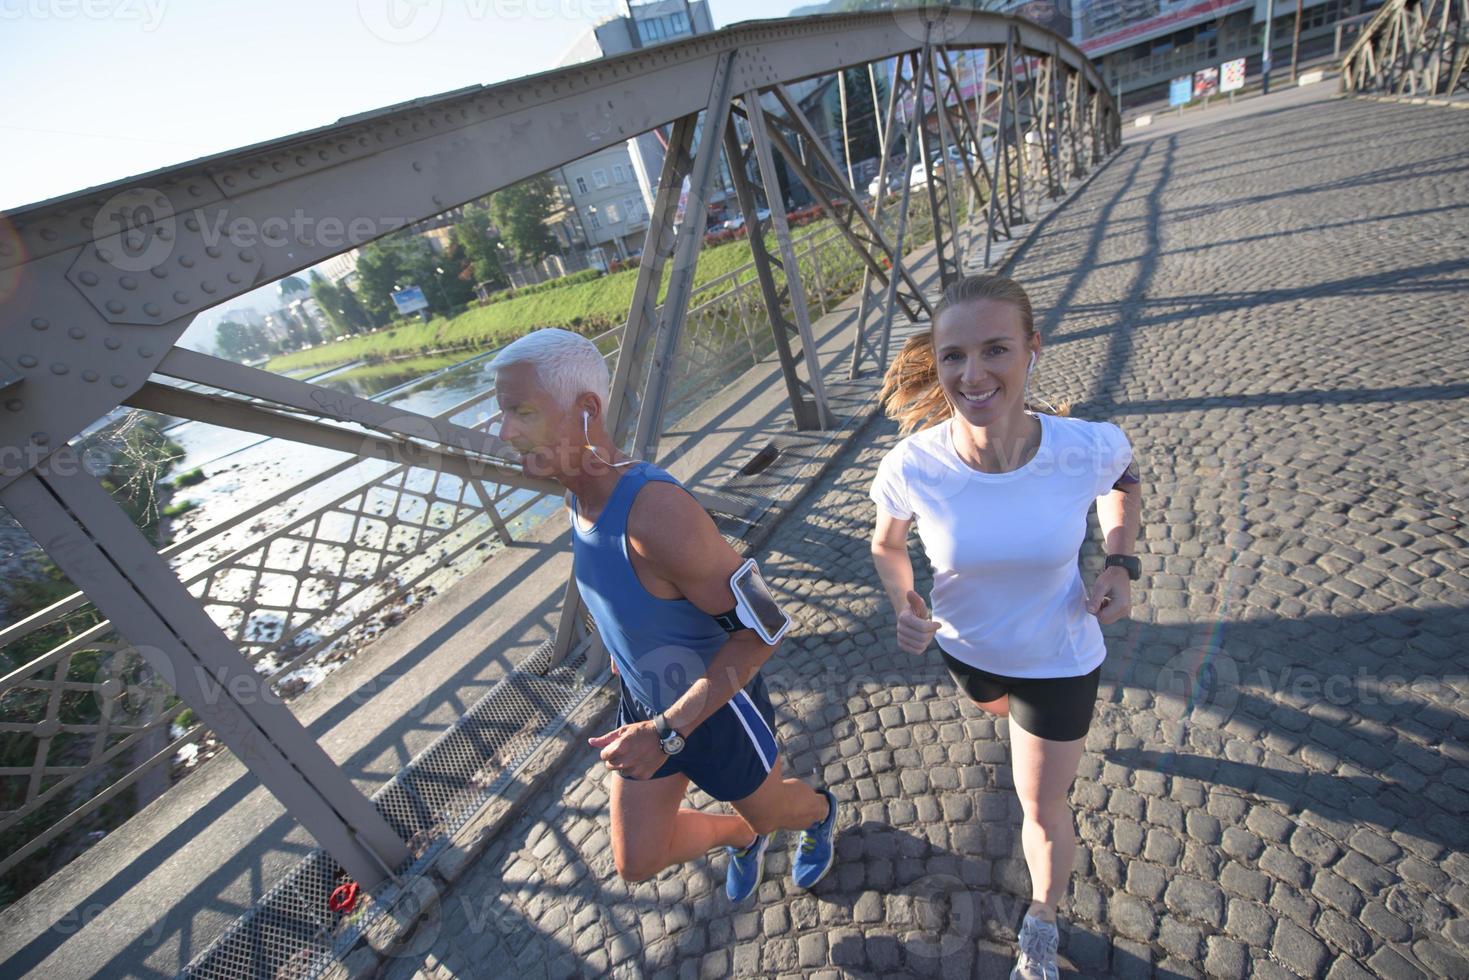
[556,1,715,259]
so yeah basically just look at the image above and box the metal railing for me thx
[0,203,930,889]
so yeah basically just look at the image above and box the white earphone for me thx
[583,410,635,468]
[1028,350,1036,374]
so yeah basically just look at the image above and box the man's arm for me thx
[588,482,780,778]
[627,481,777,735]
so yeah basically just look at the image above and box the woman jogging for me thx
[868,274,1141,980]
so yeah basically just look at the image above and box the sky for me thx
[0,0,801,213]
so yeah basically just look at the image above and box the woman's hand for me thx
[1087,566,1133,625]
[896,590,941,655]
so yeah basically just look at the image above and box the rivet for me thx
[81,216,94,230]
[105,301,125,315]
[40,228,58,242]
[50,363,69,375]
[82,370,98,382]
[18,355,38,368]
[226,272,241,284]
[239,249,257,262]
[432,195,443,206]
[248,167,261,179]
[222,175,236,188]
[95,246,114,263]
[79,270,99,286]
[201,281,216,294]
[296,155,306,166]
[412,161,423,172]
[154,194,168,208]
[172,291,189,304]
[111,375,127,388]
[119,275,137,290]
[272,162,284,173]
[104,336,122,350]
[318,150,329,161]
[138,346,155,358]
[179,255,194,268]
[185,216,200,232]
[32,431,50,445]
[188,183,203,197]
[143,302,162,317]
[157,227,172,241]
[68,326,85,339]
[31,317,49,331]
[205,245,220,258]
[4,399,21,412]
[151,267,168,279]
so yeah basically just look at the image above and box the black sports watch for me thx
[1105,554,1142,581]
[653,714,685,755]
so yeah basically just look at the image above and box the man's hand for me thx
[588,720,665,780]
[896,590,941,655]
[1087,565,1132,626]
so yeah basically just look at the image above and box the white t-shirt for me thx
[870,412,1133,679]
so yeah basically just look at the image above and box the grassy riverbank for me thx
[265,219,820,375]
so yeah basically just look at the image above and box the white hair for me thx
[490,328,610,411]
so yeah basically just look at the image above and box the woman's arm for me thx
[871,512,940,654]
[1088,473,1142,625]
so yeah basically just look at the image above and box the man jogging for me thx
[491,327,838,902]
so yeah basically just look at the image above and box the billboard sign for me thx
[1194,66,1220,99]
[1221,57,1246,92]
[391,286,429,315]
[1169,75,1192,106]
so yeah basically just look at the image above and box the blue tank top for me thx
[570,461,729,714]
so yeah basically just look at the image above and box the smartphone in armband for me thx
[728,558,793,645]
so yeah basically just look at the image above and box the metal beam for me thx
[849,56,915,378]
[604,115,698,453]
[629,50,738,463]
[723,104,833,431]
[768,80,936,369]
[155,347,523,463]
[1,451,412,888]
[124,382,556,494]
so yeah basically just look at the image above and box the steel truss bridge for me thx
[1340,0,1469,99]
[0,7,1119,976]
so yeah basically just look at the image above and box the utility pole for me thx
[1261,0,1277,94]
[1290,0,1305,83]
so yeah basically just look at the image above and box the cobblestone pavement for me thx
[383,91,1469,978]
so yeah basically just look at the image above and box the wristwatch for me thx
[653,714,685,755]
[1105,554,1142,581]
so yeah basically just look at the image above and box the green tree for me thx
[310,270,371,336]
[437,242,478,307]
[216,320,271,361]
[279,275,309,298]
[354,237,434,323]
[489,176,558,266]
[453,205,508,290]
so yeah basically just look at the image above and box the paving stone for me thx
[1273,918,1330,978]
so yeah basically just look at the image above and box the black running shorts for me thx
[940,650,1102,742]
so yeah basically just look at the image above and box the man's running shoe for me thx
[791,789,838,889]
[725,833,769,902]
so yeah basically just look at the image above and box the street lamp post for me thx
[1261,0,1277,94]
